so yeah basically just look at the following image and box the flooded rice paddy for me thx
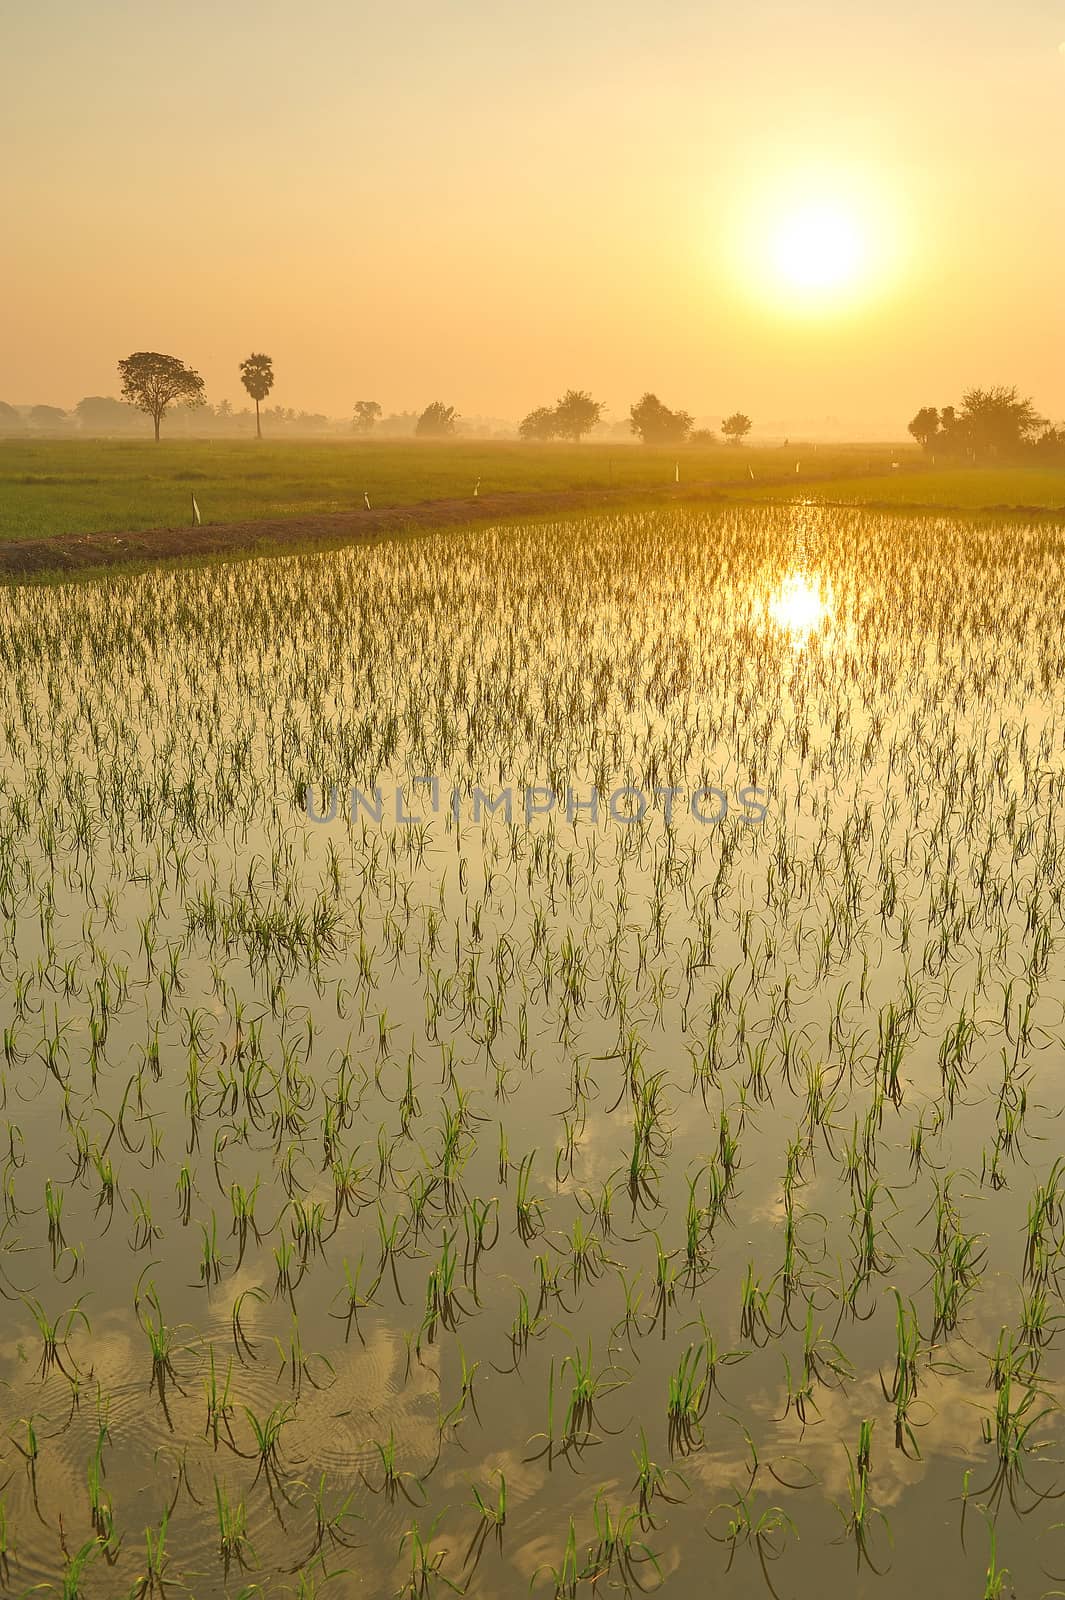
[1,504,1064,1598]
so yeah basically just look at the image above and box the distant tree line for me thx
[518,391,751,446]
[518,391,605,443]
[908,387,1065,463]
[0,393,335,439]
[10,356,1065,458]
[1,351,762,445]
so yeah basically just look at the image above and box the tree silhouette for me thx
[907,406,940,452]
[1031,424,1065,462]
[721,412,752,445]
[239,353,275,440]
[118,352,206,441]
[518,406,558,441]
[552,390,603,443]
[907,387,1048,462]
[353,400,382,434]
[629,393,693,445]
[29,405,69,429]
[959,386,1045,461]
[415,402,459,437]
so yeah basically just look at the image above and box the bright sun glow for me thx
[769,570,832,644]
[770,205,865,294]
[724,161,905,317]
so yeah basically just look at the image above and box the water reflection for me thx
[768,567,833,646]
[4,508,1065,1600]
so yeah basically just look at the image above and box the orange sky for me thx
[4,1,1064,433]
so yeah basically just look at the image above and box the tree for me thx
[908,387,1049,462]
[721,412,752,445]
[629,392,693,445]
[518,406,559,442]
[1031,425,1065,464]
[239,352,274,440]
[0,402,23,433]
[28,405,69,429]
[553,389,603,443]
[75,395,145,433]
[415,401,459,437]
[353,400,382,434]
[936,406,966,458]
[689,428,717,446]
[959,386,1046,461]
[118,351,206,441]
[907,406,940,452]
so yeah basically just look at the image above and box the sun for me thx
[769,204,865,295]
[722,161,903,317]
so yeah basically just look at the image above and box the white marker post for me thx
[191,494,201,526]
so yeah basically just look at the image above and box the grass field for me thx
[0,437,907,541]
[741,464,1065,510]
[4,441,1065,551]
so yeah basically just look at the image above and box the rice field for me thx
[750,467,1065,513]
[0,440,907,543]
[1,503,1064,1599]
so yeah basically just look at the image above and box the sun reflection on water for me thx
[768,568,833,646]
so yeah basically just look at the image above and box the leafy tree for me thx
[239,352,275,440]
[908,387,1049,462]
[29,405,68,429]
[518,406,559,442]
[75,395,145,432]
[959,386,1046,461]
[1031,425,1065,464]
[689,428,717,446]
[721,412,752,445]
[118,351,206,441]
[907,407,940,452]
[353,400,382,434]
[552,389,603,443]
[934,405,967,458]
[377,411,419,437]
[629,392,693,445]
[0,401,23,433]
[415,401,459,438]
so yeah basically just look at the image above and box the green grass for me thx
[0,438,905,541]
[6,440,1062,547]
[739,465,1065,511]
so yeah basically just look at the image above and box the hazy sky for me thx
[4,0,1064,432]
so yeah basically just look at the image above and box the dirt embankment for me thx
[0,483,734,579]
[10,459,1030,583]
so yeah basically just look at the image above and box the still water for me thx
[0,504,1063,1597]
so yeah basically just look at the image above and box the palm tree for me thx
[239,353,274,440]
